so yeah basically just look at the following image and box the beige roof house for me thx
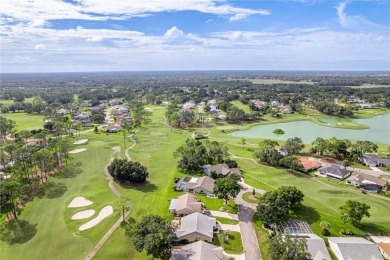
[175,213,217,243]
[169,193,202,216]
[176,176,215,194]
[346,173,387,191]
[171,241,225,260]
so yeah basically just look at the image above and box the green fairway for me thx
[230,100,252,113]
[0,134,121,260]
[0,98,34,106]
[1,112,45,131]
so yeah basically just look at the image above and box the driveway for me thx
[218,223,241,232]
[234,182,266,260]
[210,210,239,221]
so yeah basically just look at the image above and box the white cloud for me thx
[86,36,103,42]
[336,1,387,31]
[0,0,270,26]
[30,19,46,27]
[35,44,45,50]
[206,18,213,24]
[164,26,184,38]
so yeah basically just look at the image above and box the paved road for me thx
[234,183,267,260]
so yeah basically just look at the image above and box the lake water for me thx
[229,113,390,144]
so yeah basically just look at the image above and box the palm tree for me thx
[240,138,247,148]
[114,196,131,222]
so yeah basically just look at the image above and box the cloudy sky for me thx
[1,0,389,72]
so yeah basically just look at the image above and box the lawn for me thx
[1,112,45,131]
[242,192,262,204]
[215,216,239,225]
[195,194,238,214]
[0,133,121,260]
[0,98,34,106]
[214,231,243,254]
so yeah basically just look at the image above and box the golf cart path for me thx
[84,133,138,260]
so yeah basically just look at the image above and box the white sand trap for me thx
[69,148,87,154]
[73,139,88,145]
[71,209,95,220]
[68,196,93,208]
[79,205,113,231]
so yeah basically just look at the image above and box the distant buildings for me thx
[73,113,92,126]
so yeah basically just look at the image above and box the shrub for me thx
[273,128,285,135]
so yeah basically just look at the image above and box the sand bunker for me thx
[71,209,95,220]
[73,139,88,145]
[69,148,87,154]
[68,196,93,208]
[79,205,113,231]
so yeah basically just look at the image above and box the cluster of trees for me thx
[174,139,229,171]
[311,137,378,159]
[254,138,305,172]
[107,159,149,183]
[268,234,310,260]
[213,177,241,204]
[340,200,370,227]
[126,214,175,258]
[1,122,73,220]
[257,186,304,226]
[311,101,355,117]
[165,102,195,128]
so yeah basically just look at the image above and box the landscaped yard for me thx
[195,194,238,214]
[242,191,262,203]
[215,216,239,225]
[230,100,252,113]
[214,231,243,254]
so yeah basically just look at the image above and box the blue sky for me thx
[1,0,389,72]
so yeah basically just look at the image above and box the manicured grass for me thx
[238,158,390,237]
[242,192,261,204]
[214,231,243,254]
[230,100,252,113]
[0,134,121,260]
[353,108,390,119]
[215,217,239,225]
[253,213,271,259]
[1,112,45,131]
[195,194,238,214]
[0,98,34,106]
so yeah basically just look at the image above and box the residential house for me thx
[73,113,92,126]
[346,173,387,192]
[249,99,267,110]
[217,112,227,120]
[328,237,384,260]
[297,157,321,172]
[359,154,390,167]
[271,100,281,106]
[317,165,351,180]
[202,163,241,178]
[370,236,390,260]
[176,176,215,195]
[171,241,225,260]
[175,213,217,243]
[292,234,331,260]
[182,100,196,111]
[169,193,203,216]
[279,105,293,114]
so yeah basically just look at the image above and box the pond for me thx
[229,113,390,144]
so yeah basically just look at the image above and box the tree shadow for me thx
[55,164,83,179]
[290,205,321,225]
[0,220,37,245]
[359,222,389,235]
[44,182,68,199]
[118,181,158,192]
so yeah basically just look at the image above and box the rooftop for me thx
[328,237,384,260]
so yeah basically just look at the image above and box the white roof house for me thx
[328,237,384,260]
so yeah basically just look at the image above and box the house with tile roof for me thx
[346,173,387,192]
[359,154,390,167]
[202,163,241,178]
[176,176,215,195]
[292,234,331,260]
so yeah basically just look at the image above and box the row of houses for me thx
[249,99,293,114]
